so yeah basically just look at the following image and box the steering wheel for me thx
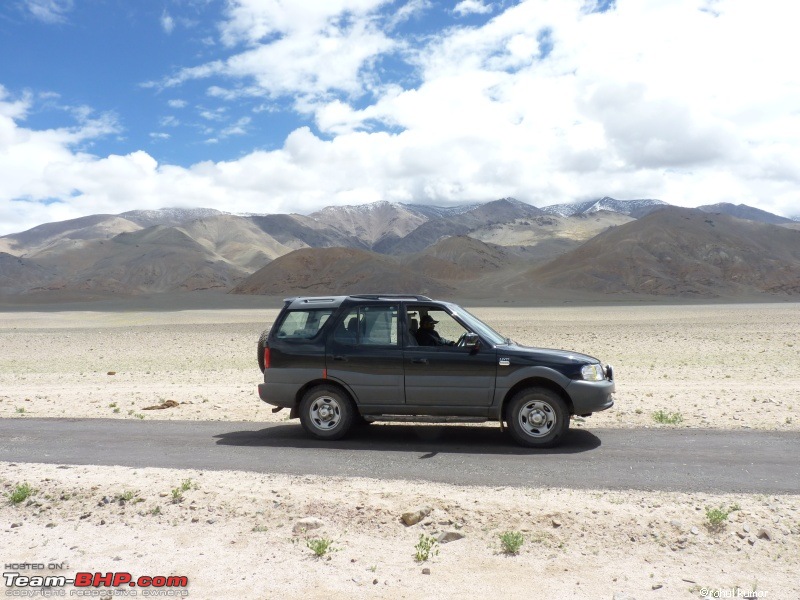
[455,332,468,347]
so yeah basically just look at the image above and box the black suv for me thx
[257,294,614,448]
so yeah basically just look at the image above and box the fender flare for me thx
[495,366,574,423]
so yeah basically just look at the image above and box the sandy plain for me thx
[1,303,799,599]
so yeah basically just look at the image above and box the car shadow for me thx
[214,423,601,455]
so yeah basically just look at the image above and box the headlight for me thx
[581,363,605,381]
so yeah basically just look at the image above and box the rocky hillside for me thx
[697,203,795,225]
[541,197,667,218]
[526,207,800,297]
[402,236,520,281]
[27,225,248,295]
[377,198,546,254]
[230,247,453,297]
[2,201,798,301]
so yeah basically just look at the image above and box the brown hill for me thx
[698,203,793,225]
[308,201,428,248]
[118,207,227,228]
[403,236,519,281]
[5,199,799,303]
[526,207,800,297]
[0,253,63,295]
[30,226,247,294]
[230,247,452,297]
[178,215,293,271]
[247,213,367,251]
[0,215,141,257]
[469,211,635,261]
[376,198,545,254]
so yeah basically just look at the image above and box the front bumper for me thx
[566,379,615,415]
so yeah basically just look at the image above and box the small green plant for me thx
[109,402,117,408]
[705,506,732,531]
[117,490,136,502]
[16,407,25,414]
[8,483,34,505]
[652,410,683,425]
[150,506,162,516]
[135,413,145,420]
[306,537,336,557]
[171,488,183,503]
[113,408,120,413]
[251,524,268,532]
[499,531,525,555]
[180,479,194,492]
[414,534,439,562]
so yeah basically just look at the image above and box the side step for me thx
[363,416,488,424]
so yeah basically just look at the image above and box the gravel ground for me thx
[0,303,797,430]
[1,303,798,598]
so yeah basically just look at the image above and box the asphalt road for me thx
[1,418,798,494]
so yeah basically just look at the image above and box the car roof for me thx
[283,294,434,310]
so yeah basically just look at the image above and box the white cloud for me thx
[160,115,180,128]
[199,108,227,121]
[167,99,187,109]
[161,0,396,101]
[161,11,176,34]
[0,86,32,120]
[386,0,432,29]
[220,116,251,137]
[23,0,73,24]
[3,0,800,235]
[453,1,494,17]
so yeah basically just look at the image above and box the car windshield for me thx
[450,306,508,346]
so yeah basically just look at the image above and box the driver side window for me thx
[408,306,468,348]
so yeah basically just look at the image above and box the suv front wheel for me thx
[299,385,355,441]
[506,388,569,448]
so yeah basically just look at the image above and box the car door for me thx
[403,305,497,407]
[326,304,405,406]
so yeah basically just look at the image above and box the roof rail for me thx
[283,296,344,304]
[349,294,432,301]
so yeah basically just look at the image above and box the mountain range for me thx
[1,197,798,302]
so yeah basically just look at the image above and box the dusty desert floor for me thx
[1,302,799,599]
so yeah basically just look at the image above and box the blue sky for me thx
[0,0,501,167]
[0,0,798,234]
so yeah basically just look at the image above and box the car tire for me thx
[257,329,269,373]
[299,385,355,441]
[506,387,569,448]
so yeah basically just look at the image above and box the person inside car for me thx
[415,315,456,346]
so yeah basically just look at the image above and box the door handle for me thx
[333,356,348,362]
[411,358,429,365]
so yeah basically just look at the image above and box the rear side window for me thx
[275,309,334,340]
[332,305,398,346]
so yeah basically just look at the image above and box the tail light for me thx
[263,347,271,369]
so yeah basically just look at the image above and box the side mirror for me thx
[465,332,481,353]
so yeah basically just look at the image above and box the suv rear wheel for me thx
[506,387,569,448]
[299,385,355,441]
[257,329,269,373]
